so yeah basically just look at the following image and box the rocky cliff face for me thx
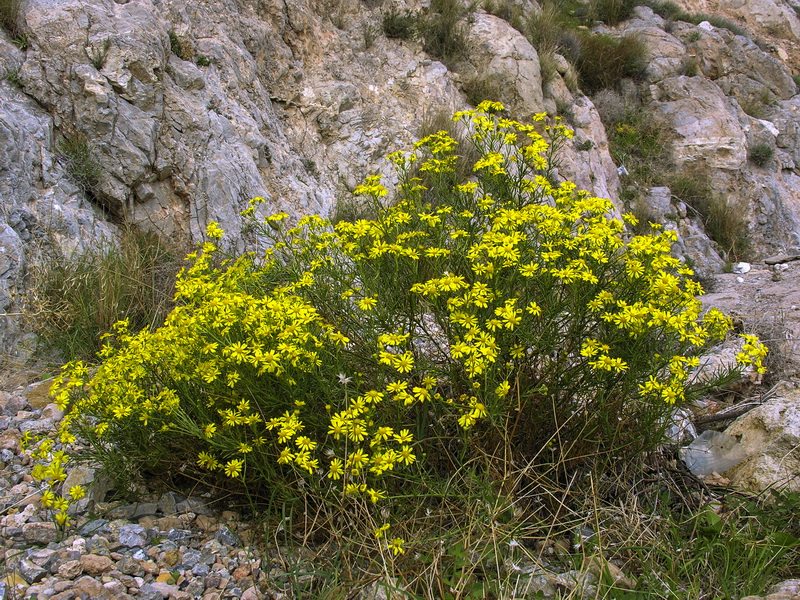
[2,0,800,359]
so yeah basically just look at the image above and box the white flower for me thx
[337,373,352,385]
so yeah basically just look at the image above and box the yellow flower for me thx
[358,296,378,311]
[589,354,628,372]
[393,429,413,443]
[278,448,294,464]
[52,496,69,512]
[347,448,369,468]
[364,390,385,404]
[295,436,316,451]
[354,174,389,197]
[327,458,344,480]
[205,221,224,239]
[68,485,86,500]
[398,445,416,465]
[388,538,405,555]
[392,352,415,373]
[224,459,244,478]
[197,451,220,470]
[495,381,510,398]
[374,523,390,539]
[367,488,387,503]
[386,381,407,393]
[41,489,55,508]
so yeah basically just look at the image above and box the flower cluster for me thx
[21,433,85,527]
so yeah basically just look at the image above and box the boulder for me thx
[464,13,544,118]
[719,0,800,41]
[650,75,747,168]
[725,388,800,494]
[690,31,796,101]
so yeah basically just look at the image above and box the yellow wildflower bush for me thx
[51,102,765,545]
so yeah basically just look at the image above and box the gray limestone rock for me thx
[651,75,747,169]
[725,389,800,494]
[118,524,149,548]
[464,13,544,118]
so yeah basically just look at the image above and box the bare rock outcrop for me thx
[13,0,471,247]
[677,0,800,43]
[1,77,116,358]
[650,74,748,168]
[618,10,800,256]
[464,13,544,118]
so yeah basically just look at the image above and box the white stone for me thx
[732,262,751,274]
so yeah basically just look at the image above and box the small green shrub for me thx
[606,108,674,185]
[643,0,748,36]
[362,22,379,49]
[3,67,22,88]
[168,31,194,61]
[749,142,774,167]
[0,0,22,39]
[418,0,469,66]
[642,0,683,20]
[593,89,630,128]
[330,196,376,225]
[588,0,636,25]
[382,7,416,39]
[418,106,481,184]
[302,157,319,176]
[88,39,111,70]
[482,0,525,30]
[555,96,575,122]
[615,489,800,599]
[741,88,774,119]
[700,14,746,36]
[26,228,181,363]
[523,2,571,55]
[195,54,212,66]
[59,134,102,197]
[681,54,700,76]
[11,31,28,49]
[574,32,647,94]
[669,167,751,260]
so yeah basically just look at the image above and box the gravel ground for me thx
[0,388,274,600]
